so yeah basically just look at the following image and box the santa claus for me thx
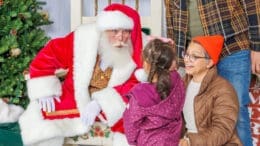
[19,4,143,146]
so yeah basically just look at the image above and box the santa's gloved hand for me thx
[81,100,101,126]
[38,96,61,112]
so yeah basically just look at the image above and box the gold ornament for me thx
[10,48,21,57]
[23,69,30,80]
[40,11,49,20]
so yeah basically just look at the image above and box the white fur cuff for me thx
[27,76,62,101]
[92,87,126,126]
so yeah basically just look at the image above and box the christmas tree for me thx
[0,0,52,108]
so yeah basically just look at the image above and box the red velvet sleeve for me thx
[29,32,74,78]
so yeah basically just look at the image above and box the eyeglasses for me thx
[183,53,209,62]
[107,29,131,36]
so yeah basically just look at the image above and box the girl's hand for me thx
[179,138,189,146]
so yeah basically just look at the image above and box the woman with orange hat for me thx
[179,35,242,146]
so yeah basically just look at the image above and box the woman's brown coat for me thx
[183,67,242,146]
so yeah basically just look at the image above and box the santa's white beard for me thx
[98,33,133,69]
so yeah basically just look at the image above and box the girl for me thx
[123,39,185,146]
[179,35,242,146]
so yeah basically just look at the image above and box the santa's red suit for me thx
[19,4,142,146]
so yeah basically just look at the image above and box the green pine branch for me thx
[0,0,52,108]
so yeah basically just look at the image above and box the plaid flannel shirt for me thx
[165,0,260,66]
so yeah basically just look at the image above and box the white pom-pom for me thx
[134,68,148,82]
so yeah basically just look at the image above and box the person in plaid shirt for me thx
[165,0,260,146]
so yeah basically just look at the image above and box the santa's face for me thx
[105,29,131,48]
[98,31,133,69]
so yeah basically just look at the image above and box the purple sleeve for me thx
[123,94,140,145]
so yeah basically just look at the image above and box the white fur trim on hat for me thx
[97,11,133,31]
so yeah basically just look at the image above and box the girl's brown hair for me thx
[143,39,176,100]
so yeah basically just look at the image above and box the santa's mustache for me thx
[112,42,128,47]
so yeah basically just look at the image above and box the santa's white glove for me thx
[81,100,101,126]
[38,96,61,112]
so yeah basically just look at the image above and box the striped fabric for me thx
[165,0,260,66]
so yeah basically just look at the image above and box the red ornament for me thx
[0,0,3,6]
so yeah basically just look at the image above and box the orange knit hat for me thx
[192,35,224,64]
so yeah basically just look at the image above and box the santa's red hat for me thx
[97,4,143,68]
[192,35,224,64]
